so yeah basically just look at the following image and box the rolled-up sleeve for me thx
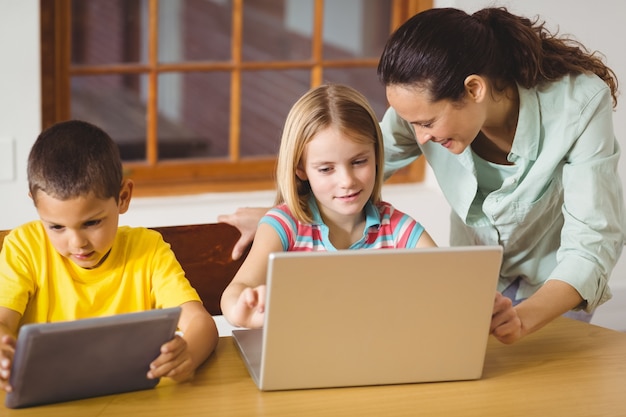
[551,86,625,311]
[380,107,423,178]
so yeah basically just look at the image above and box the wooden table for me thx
[2,317,625,417]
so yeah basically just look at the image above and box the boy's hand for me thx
[230,285,266,329]
[147,335,195,382]
[0,334,16,392]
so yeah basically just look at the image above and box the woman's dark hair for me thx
[377,7,618,106]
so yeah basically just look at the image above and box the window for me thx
[41,0,431,196]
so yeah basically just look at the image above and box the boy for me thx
[0,120,218,392]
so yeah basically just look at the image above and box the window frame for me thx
[40,0,431,197]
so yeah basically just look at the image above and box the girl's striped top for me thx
[260,198,425,251]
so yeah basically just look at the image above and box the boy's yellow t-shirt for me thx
[0,221,200,327]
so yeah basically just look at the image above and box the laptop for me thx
[232,246,502,391]
[5,307,181,409]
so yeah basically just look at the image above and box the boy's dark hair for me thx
[28,120,123,203]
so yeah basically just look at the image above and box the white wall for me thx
[0,1,624,330]
[0,1,40,227]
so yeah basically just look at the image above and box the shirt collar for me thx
[309,197,381,229]
[511,84,541,161]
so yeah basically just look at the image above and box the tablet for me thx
[5,307,181,409]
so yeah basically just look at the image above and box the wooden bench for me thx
[0,223,249,315]
[0,230,8,251]
[150,223,249,315]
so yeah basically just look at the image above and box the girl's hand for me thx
[230,285,267,329]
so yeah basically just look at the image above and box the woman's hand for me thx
[218,207,269,260]
[490,292,523,344]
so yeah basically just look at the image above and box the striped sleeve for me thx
[259,205,298,251]
[380,203,425,248]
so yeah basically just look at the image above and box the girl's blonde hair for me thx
[275,84,385,224]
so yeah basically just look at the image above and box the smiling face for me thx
[386,84,485,154]
[296,126,376,224]
[33,180,132,269]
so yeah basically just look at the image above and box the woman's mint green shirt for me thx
[380,73,625,311]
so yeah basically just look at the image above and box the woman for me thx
[219,7,624,344]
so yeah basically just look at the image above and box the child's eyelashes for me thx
[46,219,102,231]
[314,159,369,174]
